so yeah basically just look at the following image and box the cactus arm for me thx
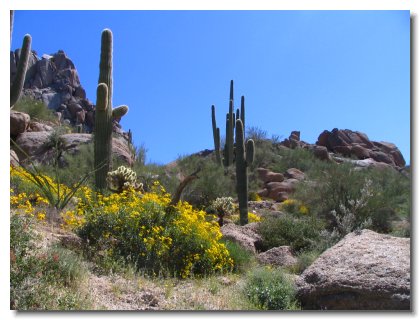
[112,105,129,118]
[94,83,112,190]
[99,29,113,108]
[211,105,222,165]
[10,34,31,108]
[246,139,254,166]
[241,95,245,130]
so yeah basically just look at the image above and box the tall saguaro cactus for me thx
[10,34,31,108]
[211,105,222,165]
[235,119,254,226]
[94,29,129,190]
[211,80,247,168]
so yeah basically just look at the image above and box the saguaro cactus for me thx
[235,119,254,225]
[10,34,31,108]
[211,80,247,167]
[211,105,222,165]
[94,29,129,190]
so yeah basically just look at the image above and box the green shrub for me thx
[244,267,298,310]
[271,147,321,174]
[258,215,325,253]
[222,239,256,273]
[175,155,236,208]
[10,214,90,310]
[295,250,321,274]
[294,163,410,235]
[13,96,56,122]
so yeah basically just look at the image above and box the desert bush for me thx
[13,96,56,122]
[271,147,322,174]
[10,214,90,310]
[175,155,235,208]
[74,182,233,278]
[244,267,298,310]
[258,215,324,253]
[222,239,256,273]
[294,163,410,234]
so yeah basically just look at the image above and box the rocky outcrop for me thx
[296,230,410,310]
[11,49,133,138]
[316,128,406,169]
[13,131,133,166]
[220,223,263,253]
[257,246,297,267]
[257,167,304,202]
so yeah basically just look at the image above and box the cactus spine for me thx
[235,119,254,226]
[10,34,31,108]
[94,29,129,190]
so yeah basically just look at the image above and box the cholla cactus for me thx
[107,166,143,193]
[210,197,236,226]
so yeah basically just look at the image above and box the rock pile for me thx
[256,167,305,202]
[316,128,406,169]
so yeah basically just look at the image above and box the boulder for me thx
[28,121,54,132]
[10,149,20,167]
[10,111,30,136]
[351,144,370,159]
[220,223,263,253]
[265,172,285,183]
[14,131,50,160]
[369,150,394,165]
[266,179,299,201]
[284,168,305,181]
[256,168,270,182]
[257,246,298,267]
[296,230,410,310]
[312,145,331,161]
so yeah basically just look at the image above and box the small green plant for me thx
[13,96,57,122]
[244,267,299,310]
[11,140,96,222]
[10,214,90,310]
[222,239,256,273]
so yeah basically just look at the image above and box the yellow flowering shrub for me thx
[11,166,233,277]
[74,182,233,278]
[281,198,310,216]
[231,212,261,224]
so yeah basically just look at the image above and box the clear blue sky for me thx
[11,10,410,165]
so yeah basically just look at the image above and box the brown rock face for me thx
[296,230,410,310]
[312,145,331,161]
[315,128,406,168]
[284,168,305,181]
[10,111,30,136]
